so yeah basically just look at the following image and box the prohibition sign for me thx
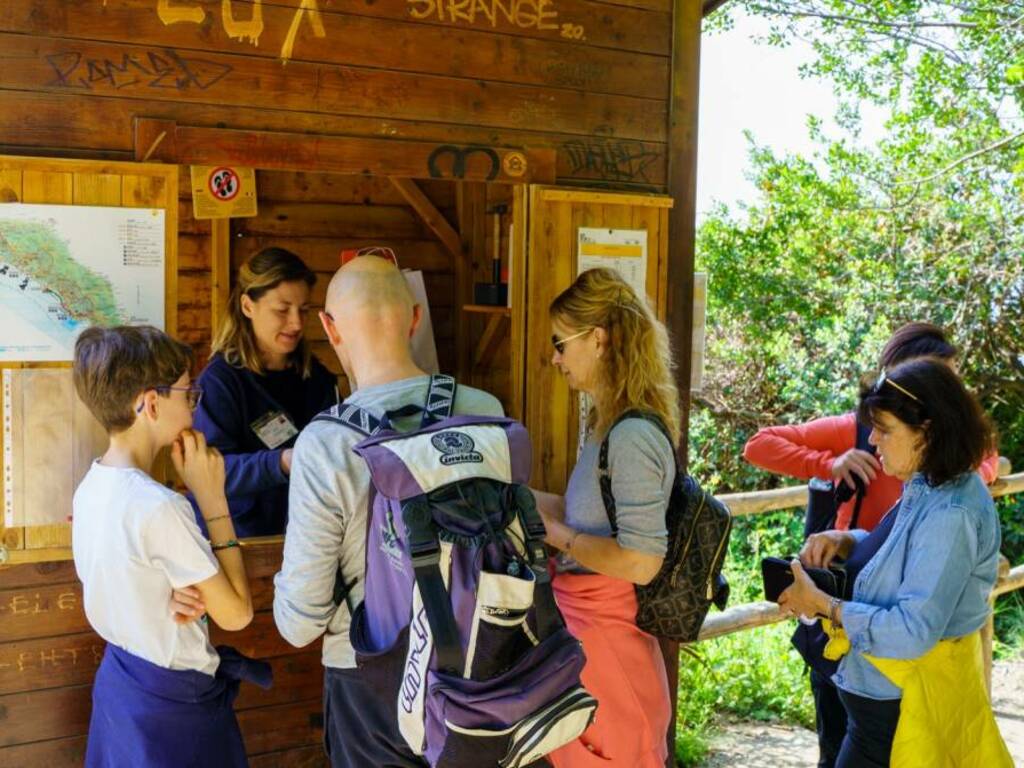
[209,167,241,202]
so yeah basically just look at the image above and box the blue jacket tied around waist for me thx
[85,644,272,768]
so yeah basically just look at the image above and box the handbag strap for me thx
[598,409,676,534]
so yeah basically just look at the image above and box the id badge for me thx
[251,410,298,449]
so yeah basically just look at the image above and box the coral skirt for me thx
[547,572,671,768]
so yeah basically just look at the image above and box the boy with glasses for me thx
[72,325,265,767]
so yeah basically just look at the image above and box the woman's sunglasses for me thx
[551,328,592,355]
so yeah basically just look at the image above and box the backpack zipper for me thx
[705,515,732,600]
[669,492,707,589]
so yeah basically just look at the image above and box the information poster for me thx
[0,203,166,362]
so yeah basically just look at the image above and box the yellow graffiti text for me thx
[406,0,562,32]
[151,0,324,63]
[222,0,265,46]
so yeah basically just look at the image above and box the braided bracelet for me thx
[211,539,240,552]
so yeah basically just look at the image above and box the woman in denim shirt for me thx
[778,358,1002,767]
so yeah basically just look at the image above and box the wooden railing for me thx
[694,459,1024,689]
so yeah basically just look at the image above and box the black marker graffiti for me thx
[562,140,661,184]
[47,50,233,92]
[427,145,501,180]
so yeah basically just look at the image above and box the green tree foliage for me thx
[695,1,1024,495]
[682,12,1024,731]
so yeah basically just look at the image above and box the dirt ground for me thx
[699,659,1024,767]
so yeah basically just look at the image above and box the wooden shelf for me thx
[462,304,512,316]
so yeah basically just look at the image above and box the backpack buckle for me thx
[409,540,441,569]
[403,498,440,568]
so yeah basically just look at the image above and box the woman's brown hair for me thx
[211,247,316,377]
[857,358,995,486]
[550,268,681,446]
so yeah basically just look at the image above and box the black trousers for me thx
[809,669,847,768]
[324,666,426,768]
[835,688,901,768]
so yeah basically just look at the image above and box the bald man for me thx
[272,257,503,768]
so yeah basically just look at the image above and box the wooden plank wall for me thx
[0,542,326,768]
[0,0,671,192]
[177,169,471,393]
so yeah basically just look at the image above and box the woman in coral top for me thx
[742,322,1000,768]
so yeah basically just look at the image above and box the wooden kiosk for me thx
[0,0,717,764]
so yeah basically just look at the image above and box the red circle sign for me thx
[208,167,241,202]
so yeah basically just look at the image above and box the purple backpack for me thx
[314,376,596,767]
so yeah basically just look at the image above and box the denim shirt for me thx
[833,472,1001,700]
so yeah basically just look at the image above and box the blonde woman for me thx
[190,248,337,537]
[535,268,677,768]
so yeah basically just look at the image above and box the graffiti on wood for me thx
[562,139,662,183]
[428,145,501,180]
[406,0,583,39]
[135,0,586,64]
[0,643,104,674]
[153,0,324,61]
[0,590,78,615]
[46,49,233,91]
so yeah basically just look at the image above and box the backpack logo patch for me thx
[431,431,484,466]
[378,513,405,573]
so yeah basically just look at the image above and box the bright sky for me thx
[696,9,887,218]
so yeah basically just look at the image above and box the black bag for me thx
[761,556,848,603]
[803,419,873,537]
[598,410,732,642]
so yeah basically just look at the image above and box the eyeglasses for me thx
[874,370,922,404]
[551,328,593,355]
[135,386,203,413]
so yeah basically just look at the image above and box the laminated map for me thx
[0,203,165,362]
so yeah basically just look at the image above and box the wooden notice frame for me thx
[524,185,673,494]
[0,155,178,564]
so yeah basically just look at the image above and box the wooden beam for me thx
[703,0,732,16]
[456,183,488,382]
[472,315,507,369]
[667,0,703,468]
[664,2,704,764]
[538,189,675,207]
[389,178,462,259]
[133,119,555,185]
[210,219,232,337]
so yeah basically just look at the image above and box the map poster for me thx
[0,203,165,362]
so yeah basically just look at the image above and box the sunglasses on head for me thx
[874,369,922,404]
[135,385,203,413]
[551,328,592,355]
[339,246,398,266]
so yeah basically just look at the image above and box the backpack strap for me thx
[402,498,463,675]
[847,420,874,530]
[422,374,457,427]
[513,486,563,640]
[313,402,386,437]
[598,410,676,535]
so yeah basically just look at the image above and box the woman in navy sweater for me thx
[192,247,337,536]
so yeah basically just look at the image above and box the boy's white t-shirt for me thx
[72,461,221,676]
